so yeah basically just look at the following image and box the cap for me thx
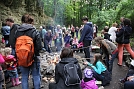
[84,68,93,78]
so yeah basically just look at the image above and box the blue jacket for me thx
[79,22,93,43]
[116,26,132,44]
[64,34,71,44]
[1,26,10,35]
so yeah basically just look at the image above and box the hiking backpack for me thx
[15,35,34,67]
[63,62,80,86]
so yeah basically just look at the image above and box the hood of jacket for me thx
[18,23,35,31]
[59,58,78,64]
[86,22,93,28]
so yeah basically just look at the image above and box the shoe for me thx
[11,78,15,86]
[15,78,21,86]
[117,63,122,66]
[119,78,126,83]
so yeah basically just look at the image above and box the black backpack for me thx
[63,62,80,86]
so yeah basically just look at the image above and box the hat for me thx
[84,68,93,78]
[40,26,43,28]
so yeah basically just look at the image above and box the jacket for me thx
[15,23,42,57]
[44,32,53,45]
[81,79,98,89]
[88,61,106,74]
[116,26,132,44]
[9,24,19,48]
[55,58,82,89]
[79,22,93,43]
[1,26,10,36]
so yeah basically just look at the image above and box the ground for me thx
[4,51,128,89]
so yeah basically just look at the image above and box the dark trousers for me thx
[124,66,134,89]
[83,40,91,60]
[49,83,56,89]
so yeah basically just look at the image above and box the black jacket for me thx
[116,26,132,44]
[55,58,82,89]
[15,23,42,57]
[9,24,19,48]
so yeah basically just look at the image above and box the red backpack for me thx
[15,36,34,67]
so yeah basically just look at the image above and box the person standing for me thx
[1,22,10,47]
[5,17,19,56]
[44,30,53,53]
[116,18,134,66]
[78,17,93,62]
[15,14,42,89]
[108,23,118,42]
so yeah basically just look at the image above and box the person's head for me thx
[81,16,88,24]
[47,30,52,35]
[5,17,14,27]
[84,68,93,79]
[60,47,73,59]
[104,26,109,32]
[39,26,43,30]
[120,17,125,22]
[94,37,104,46]
[4,47,12,56]
[123,18,131,26]
[21,14,34,24]
[112,23,117,27]
[93,53,102,66]
[57,25,60,29]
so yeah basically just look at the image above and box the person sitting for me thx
[81,68,98,89]
[49,47,82,89]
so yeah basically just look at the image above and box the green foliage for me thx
[41,0,134,31]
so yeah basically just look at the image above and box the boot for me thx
[15,78,21,86]
[11,78,15,86]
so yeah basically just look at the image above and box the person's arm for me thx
[77,64,82,80]
[55,65,60,83]
[87,62,103,74]
[78,25,87,43]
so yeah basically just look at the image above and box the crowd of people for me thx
[0,14,134,89]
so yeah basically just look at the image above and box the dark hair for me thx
[5,17,14,23]
[104,26,109,32]
[21,14,34,24]
[2,22,6,26]
[93,53,103,66]
[60,47,73,59]
[81,16,88,21]
[123,18,131,26]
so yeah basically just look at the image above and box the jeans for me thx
[83,40,91,60]
[7,68,18,78]
[105,51,118,74]
[20,62,41,89]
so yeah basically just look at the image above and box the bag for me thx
[15,35,34,67]
[116,29,125,44]
[0,54,5,63]
[63,62,80,86]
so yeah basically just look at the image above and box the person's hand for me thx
[127,76,134,81]
[83,61,88,65]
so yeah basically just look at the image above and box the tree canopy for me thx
[41,0,134,31]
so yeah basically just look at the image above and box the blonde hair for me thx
[4,47,12,56]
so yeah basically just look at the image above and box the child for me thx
[84,53,111,86]
[81,68,98,89]
[71,37,79,52]
[0,49,5,89]
[4,48,21,86]
[64,31,71,47]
